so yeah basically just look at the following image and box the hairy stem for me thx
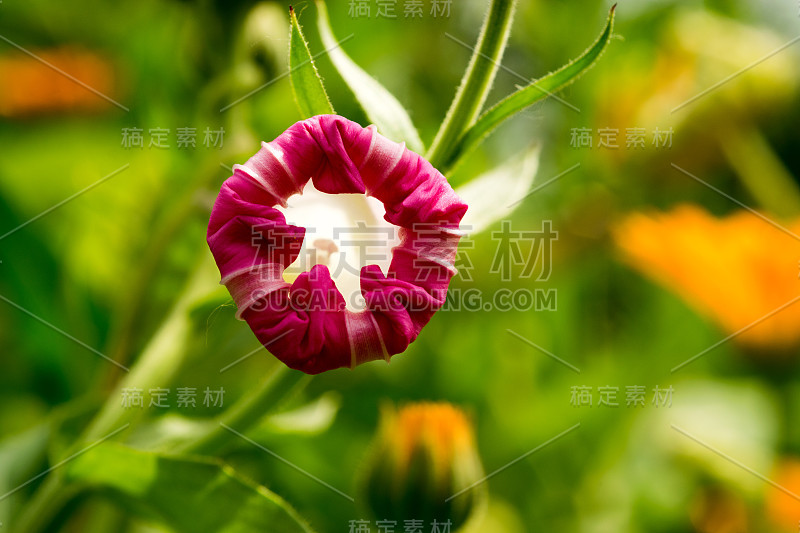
[426,0,517,170]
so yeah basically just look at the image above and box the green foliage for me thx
[65,443,315,533]
[454,143,540,233]
[12,1,800,532]
[0,423,50,523]
[299,1,614,181]
[426,0,518,170]
[442,5,617,173]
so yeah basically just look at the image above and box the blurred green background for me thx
[1,0,800,532]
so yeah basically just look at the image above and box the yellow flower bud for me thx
[361,402,485,529]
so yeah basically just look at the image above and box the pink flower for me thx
[207,115,467,374]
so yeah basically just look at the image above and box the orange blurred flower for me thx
[389,403,476,474]
[690,486,749,533]
[0,47,118,117]
[766,458,800,531]
[614,205,800,350]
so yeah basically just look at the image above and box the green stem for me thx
[718,124,800,219]
[14,327,309,533]
[84,256,221,442]
[14,257,221,533]
[12,474,79,533]
[426,0,517,170]
[444,5,616,174]
[101,186,206,386]
[176,366,311,456]
[15,326,308,533]
[14,7,282,528]
[99,149,241,390]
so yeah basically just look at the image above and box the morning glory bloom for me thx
[207,115,467,374]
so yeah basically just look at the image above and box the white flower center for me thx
[278,182,399,311]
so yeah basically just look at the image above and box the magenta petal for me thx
[207,115,467,374]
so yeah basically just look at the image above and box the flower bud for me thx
[362,403,485,529]
[235,3,288,77]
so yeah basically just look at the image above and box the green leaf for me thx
[455,144,540,234]
[315,1,424,153]
[260,392,341,435]
[0,423,50,521]
[125,414,213,452]
[427,0,518,170]
[128,390,336,454]
[289,6,334,118]
[65,443,314,533]
[445,5,617,173]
